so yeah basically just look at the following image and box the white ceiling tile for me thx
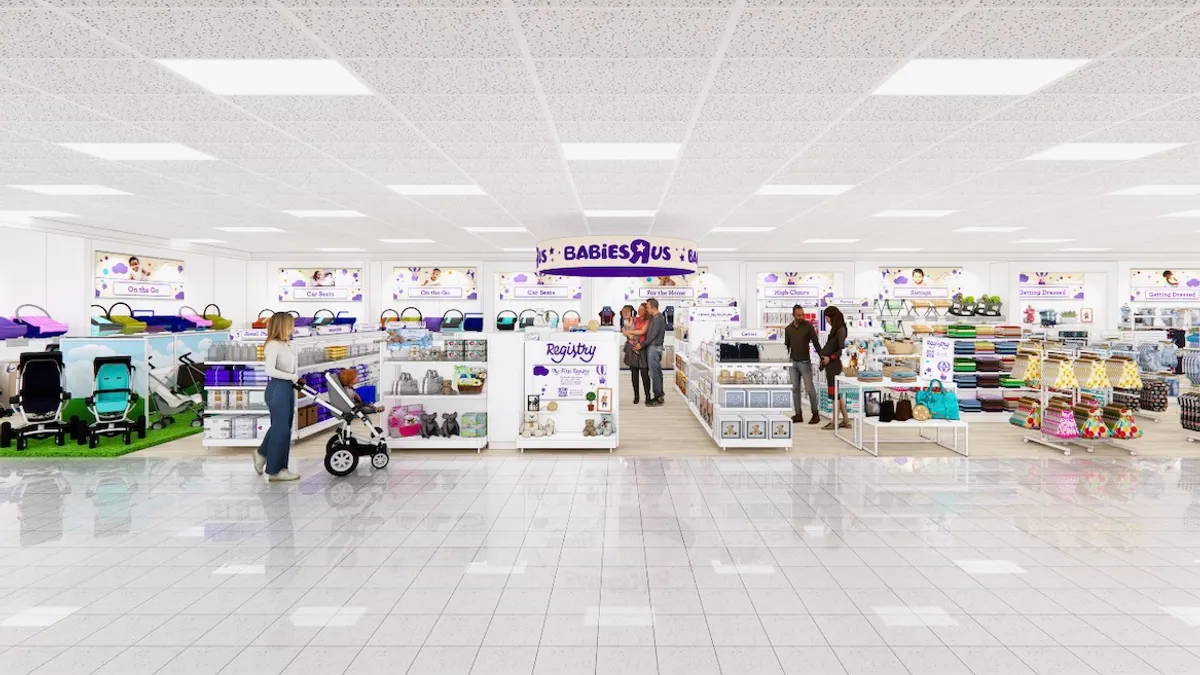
[689,122,825,143]
[921,8,1178,57]
[518,9,728,58]
[535,59,710,95]
[68,9,326,57]
[556,122,686,142]
[846,97,1011,122]
[990,94,1181,122]
[948,121,1109,143]
[293,9,521,58]
[727,9,956,58]
[229,96,401,122]
[547,95,695,122]
[700,95,857,122]
[0,95,114,122]
[414,122,552,143]
[0,10,127,58]
[388,95,544,122]
[276,121,426,143]
[0,59,204,96]
[0,121,163,143]
[66,94,253,122]
[1043,58,1200,95]
[348,59,532,95]
[1118,12,1200,57]
[710,59,899,95]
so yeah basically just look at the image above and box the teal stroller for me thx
[82,356,146,448]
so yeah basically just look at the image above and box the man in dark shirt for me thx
[642,298,667,406]
[784,304,822,424]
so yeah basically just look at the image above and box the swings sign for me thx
[536,236,699,277]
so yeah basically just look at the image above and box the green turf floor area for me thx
[0,410,201,458]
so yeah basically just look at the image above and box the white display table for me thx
[833,376,969,457]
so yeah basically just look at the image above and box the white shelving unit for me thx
[683,342,793,451]
[202,330,384,448]
[517,333,619,452]
[380,338,490,452]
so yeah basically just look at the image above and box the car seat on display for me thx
[178,306,213,330]
[252,309,274,329]
[441,309,464,333]
[105,303,148,335]
[201,304,233,330]
[495,310,517,331]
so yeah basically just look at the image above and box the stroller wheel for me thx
[16,435,27,451]
[151,421,164,431]
[325,447,357,477]
[190,418,203,428]
[88,434,99,449]
[164,416,175,427]
[68,416,82,440]
[55,432,65,447]
[371,452,390,469]
[0,422,11,448]
[123,430,132,445]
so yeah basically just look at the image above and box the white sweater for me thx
[263,340,298,382]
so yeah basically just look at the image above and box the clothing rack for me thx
[1021,346,1140,457]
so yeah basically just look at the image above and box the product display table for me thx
[833,376,969,457]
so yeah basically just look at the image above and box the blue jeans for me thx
[646,345,664,400]
[258,378,294,475]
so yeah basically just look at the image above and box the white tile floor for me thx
[3,455,1200,674]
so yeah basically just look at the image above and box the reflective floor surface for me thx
[2,455,1200,674]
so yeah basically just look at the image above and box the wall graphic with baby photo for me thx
[95,251,186,300]
[393,267,479,301]
[278,268,363,302]
[1131,269,1200,302]
[879,267,963,300]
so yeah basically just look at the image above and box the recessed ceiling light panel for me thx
[755,185,854,196]
[711,227,774,233]
[59,142,216,161]
[1110,185,1200,196]
[157,59,371,96]
[389,185,486,196]
[562,143,680,161]
[380,238,436,244]
[283,210,365,218]
[1163,210,1200,218]
[1014,238,1075,243]
[874,210,957,218]
[9,184,131,196]
[583,210,656,218]
[874,59,1089,96]
[1024,143,1185,161]
[954,226,1024,233]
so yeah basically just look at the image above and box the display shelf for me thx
[210,385,267,390]
[382,393,486,400]
[517,433,617,451]
[715,437,793,449]
[716,406,794,414]
[202,439,262,448]
[297,416,340,439]
[207,353,376,371]
[383,360,487,367]
[388,436,486,452]
[206,410,268,416]
[713,383,792,389]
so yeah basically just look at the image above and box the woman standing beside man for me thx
[621,303,651,404]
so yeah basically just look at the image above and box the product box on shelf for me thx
[769,417,792,440]
[233,417,257,440]
[770,390,793,409]
[204,418,232,440]
[256,417,271,438]
[722,388,747,408]
[718,417,742,439]
[462,412,487,438]
[744,416,768,440]
[748,390,771,409]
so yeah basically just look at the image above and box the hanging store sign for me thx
[95,251,186,300]
[393,267,478,301]
[278,268,363,302]
[536,236,698,277]
[498,272,582,301]
[880,267,962,300]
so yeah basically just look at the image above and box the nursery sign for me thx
[756,272,835,302]
[545,342,597,364]
[498,273,581,301]
[278,268,363,303]
[536,236,698,277]
[1131,269,1200,302]
[880,267,962,300]
[95,252,186,300]
[1018,272,1084,301]
[394,267,478,301]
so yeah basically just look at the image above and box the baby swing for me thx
[83,355,145,448]
[0,351,74,450]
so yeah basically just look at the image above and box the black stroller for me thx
[0,351,75,450]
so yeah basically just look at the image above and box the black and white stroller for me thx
[298,372,390,477]
[0,351,74,450]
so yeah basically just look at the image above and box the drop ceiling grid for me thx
[0,4,1194,252]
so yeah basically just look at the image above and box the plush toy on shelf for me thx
[419,412,442,438]
[598,414,615,437]
[441,412,460,437]
[540,417,556,436]
[582,419,597,437]
[521,411,543,438]
[440,379,456,396]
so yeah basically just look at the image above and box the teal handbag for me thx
[915,379,959,420]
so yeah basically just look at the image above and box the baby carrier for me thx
[83,355,145,448]
[0,351,75,450]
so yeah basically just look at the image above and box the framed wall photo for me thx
[1081,308,1094,323]
[597,387,613,413]
[526,395,540,412]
